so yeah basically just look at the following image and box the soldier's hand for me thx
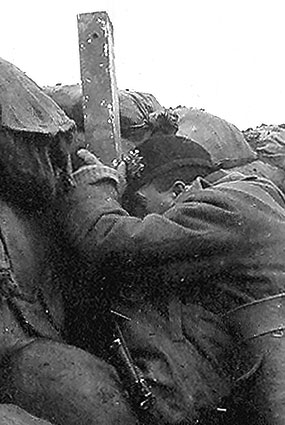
[73,149,126,195]
[77,149,105,166]
[77,149,126,176]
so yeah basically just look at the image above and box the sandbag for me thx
[0,404,53,425]
[43,84,84,131]
[174,107,257,169]
[0,58,76,210]
[243,124,285,171]
[43,85,178,148]
[119,89,163,143]
[43,84,162,136]
[0,58,75,135]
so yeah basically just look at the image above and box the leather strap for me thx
[226,294,285,340]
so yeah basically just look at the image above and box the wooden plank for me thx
[77,11,121,165]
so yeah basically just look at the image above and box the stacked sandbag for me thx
[168,106,285,194]
[119,90,178,144]
[43,84,178,155]
[240,123,285,194]
[243,124,285,170]
[43,84,84,131]
[0,404,53,424]
[43,84,163,135]
[0,57,75,210]
[173,106,257,169]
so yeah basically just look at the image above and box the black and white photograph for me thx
[0,1,285,424]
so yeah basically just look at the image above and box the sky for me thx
[0,0,285,130]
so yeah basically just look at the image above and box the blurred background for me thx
[1,0,284,130]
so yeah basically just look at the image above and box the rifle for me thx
[109,312,155,411]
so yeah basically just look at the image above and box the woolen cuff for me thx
[72,165,126,194]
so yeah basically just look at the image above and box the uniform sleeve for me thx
[58,179,248,272]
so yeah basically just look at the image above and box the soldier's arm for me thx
[57,176,247,273]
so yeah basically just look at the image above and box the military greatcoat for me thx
[59,171,285,424]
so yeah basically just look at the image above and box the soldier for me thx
[56,133,285,425]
